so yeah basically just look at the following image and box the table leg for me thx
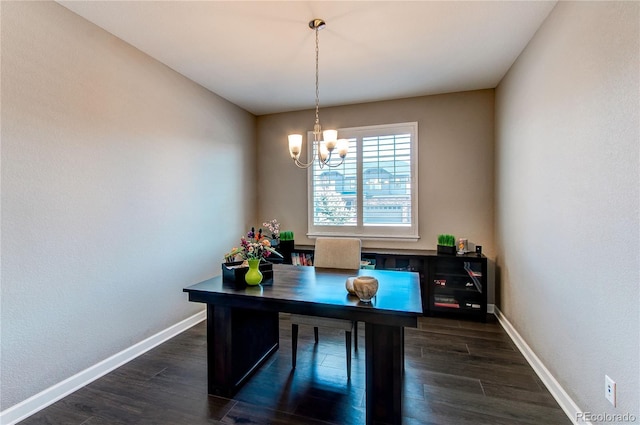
[365,322,404,425]
[207,304,279,397]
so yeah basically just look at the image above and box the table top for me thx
[184,264,423,327]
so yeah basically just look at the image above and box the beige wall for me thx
[257,90,495,299]
[1,1,256,409]
[496,0,639,418]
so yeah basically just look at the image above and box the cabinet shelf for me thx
[432,303,484,312]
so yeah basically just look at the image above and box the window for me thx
[307,122,418,240]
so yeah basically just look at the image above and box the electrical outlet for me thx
[605,375,616,406]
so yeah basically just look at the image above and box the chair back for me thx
[313,237,361,270]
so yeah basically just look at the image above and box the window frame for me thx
[306,122,419,241]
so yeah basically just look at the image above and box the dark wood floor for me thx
[21,314,571,425]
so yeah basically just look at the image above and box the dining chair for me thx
[290,237,362,379]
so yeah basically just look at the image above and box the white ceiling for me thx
[57,1,557,116]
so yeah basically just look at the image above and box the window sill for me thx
[306,232,420,242]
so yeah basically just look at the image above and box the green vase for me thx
[245,258,263,286]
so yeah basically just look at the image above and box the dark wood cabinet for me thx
[285,245,488,322]
[428,253,487,322]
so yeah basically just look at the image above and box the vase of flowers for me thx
[224,227,283,286]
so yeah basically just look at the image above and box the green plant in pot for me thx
[437,234,457,255]
[280,231,294,242]
[279,231,295,264]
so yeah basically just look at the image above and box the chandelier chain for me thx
[314,25,320,140]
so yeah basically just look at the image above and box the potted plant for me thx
[437,234,457,255]
[279,231,295,264]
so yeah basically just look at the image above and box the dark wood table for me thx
[183,264,422,425]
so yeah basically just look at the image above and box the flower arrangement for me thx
[262,219,280,240]
[224,227,283,263]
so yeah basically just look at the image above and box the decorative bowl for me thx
[345,277,357,295]
[353,276,379,303]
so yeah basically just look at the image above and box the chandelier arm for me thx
[323,157,346,168]
[293,155,315,169]
[293,146,343,169]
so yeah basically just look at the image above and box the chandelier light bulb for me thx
[337,139,349,158]
[323,130,338,151]
[319,142,329,161]
[288,134,303,159]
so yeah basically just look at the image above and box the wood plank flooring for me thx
[20,314,571,425]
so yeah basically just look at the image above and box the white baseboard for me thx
[493,307,589,425]
[0,310,206,425]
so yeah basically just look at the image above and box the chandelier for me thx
[288,19,348,169]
